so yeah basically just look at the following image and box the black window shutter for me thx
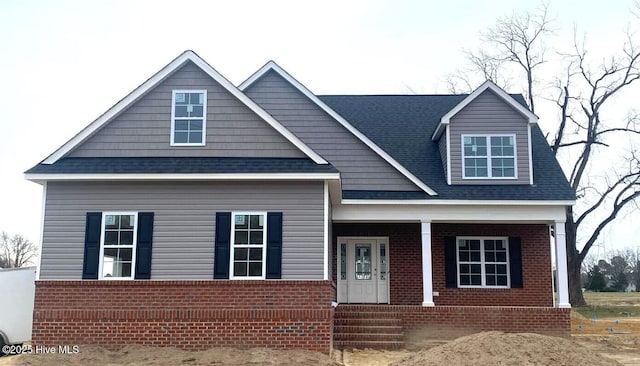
[214,212,231,279]
[266,212,283,279]
[134,212,154,280]
[82,212,102,279]
[444,236,457,288]
[509,237,523,288]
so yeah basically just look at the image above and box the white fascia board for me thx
[323,181,329,280]
[240,61,438,196]
[431,80,539,141]
[36,182,47,280]
[43,51,327,165]
[24,172,341,182]
[340,199,575,206]
[333,204,567,223]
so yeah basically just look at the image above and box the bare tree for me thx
[0,231,38,268]
[554,32,640,305]
[448,3,640,306]
[447,2,553,112]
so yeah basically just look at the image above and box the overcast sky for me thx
[0,0,638,259]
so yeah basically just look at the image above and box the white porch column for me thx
[554,221,571,308]
[421,220,435,307]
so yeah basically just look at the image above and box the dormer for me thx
[432,81,538,185]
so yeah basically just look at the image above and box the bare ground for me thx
[2,310,639,366]
[0,346,339,366]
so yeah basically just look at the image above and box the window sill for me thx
[170,143,206,147]
[461,177,518,180]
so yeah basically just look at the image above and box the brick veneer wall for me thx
[32,280,335,352]
[333,223,553,307]
[339,305,570,337]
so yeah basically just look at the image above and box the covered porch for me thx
[330,202,571,309]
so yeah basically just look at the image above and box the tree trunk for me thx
[565,209,587,306]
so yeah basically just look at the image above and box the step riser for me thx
[333,308,406,349]
[335,325,403,333]
[334,341,405,350]
[334,312,402,319]
[335,334,404,341]
[334,319,402,326]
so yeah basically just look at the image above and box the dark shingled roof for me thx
[26,157,338,174]
[28,94,574,201]
[319,94,575,201]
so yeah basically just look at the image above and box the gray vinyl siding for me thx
[244,70,419,191]
[438,134,448,182]
[449,90,531,184]
[40,181,324,280]
[68,62,305,158]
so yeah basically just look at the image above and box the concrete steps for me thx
[333,306,405,350]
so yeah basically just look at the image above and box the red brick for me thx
[333,223,553,307]
[32,280,334,353]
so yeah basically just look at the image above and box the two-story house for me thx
[25,51,574,353]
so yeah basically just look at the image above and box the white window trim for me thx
[456,236,510,288]
[229,211,268,280]
[98,211,138,280]
[461,134,518,179]
[170,89,207,146]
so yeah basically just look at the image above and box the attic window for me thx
[171,90,207,146]
[462,135,516,179]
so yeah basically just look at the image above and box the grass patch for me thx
[583,291,640,306]
[573,305,639,319]
[575,291,640,319]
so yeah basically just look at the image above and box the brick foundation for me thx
[334,223,553,307]
[32,280,334,353]
[338,304,571,337]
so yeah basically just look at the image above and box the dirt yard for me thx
[0,346,340,366]
[3,294,640,366]
[2,324,638,366]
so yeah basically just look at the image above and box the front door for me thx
[337,237,389,304]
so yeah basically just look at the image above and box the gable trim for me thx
[239,61,438,196]
[42,51,327,165]
[431,80,539,141]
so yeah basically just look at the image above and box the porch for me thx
[333,304,570,349]
[331,221,572,349]
[333,222,569,307]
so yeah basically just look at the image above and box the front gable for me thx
[448,89,532,185]
[433,81,536,186]
[241,64,432,193]
[67,61,306,159]
[44,51,326,165]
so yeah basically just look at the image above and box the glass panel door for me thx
[355,244,372,280]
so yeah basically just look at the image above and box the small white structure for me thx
[626,283,637,293]
[0,267,36,347]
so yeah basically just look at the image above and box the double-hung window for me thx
[171,90,207,146]
[462,135,516,178]
[230,212,267,279]
[100,212,138,279]
[457,237,509,288]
